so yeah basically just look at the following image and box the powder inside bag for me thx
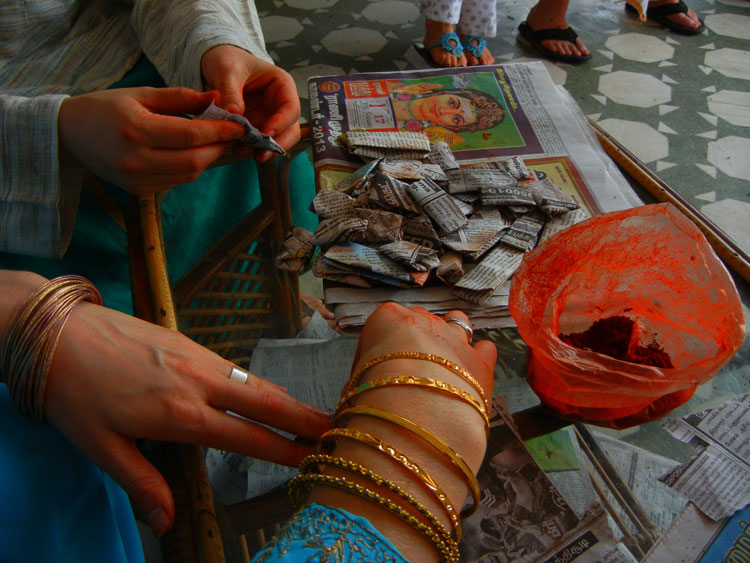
[559,315,673,369]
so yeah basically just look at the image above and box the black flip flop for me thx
[517,22,592,64]
[625,0,705,35]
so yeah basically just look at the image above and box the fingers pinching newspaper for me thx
[444,314,473,343]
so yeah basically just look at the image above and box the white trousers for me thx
[420,0,497,37]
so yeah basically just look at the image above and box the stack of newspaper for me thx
[301,62,641,330]
[302,138,587,329]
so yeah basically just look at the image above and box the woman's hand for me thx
[58,87,246,194]
[309,304,497,563]
[201,45,301,162]
[36,293,331,536]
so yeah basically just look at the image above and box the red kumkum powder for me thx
[559,315,674,369]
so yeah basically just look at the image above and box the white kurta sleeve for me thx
[0,95,84,259]
[130,0,273,91]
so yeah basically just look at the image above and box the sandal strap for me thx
[462,34,486,58]
[525,26,580,43]
[425,31,463,58]
[647,0,689,16]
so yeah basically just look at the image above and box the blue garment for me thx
[0,386,144,563]
[252,504,409,563]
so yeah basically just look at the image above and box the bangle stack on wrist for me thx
[293,351,488,562]
[2,275,102,421]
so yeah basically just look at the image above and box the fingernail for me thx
[225,103,241,114]
[148,508,169,536]
[305,403,331,418]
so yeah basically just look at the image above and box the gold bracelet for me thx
[299,454,455,546]
[317,428,463,539]
[289,472,459,562]
[335,375,489,436]
[335,405,481,517]
[345,352,488,412]
[2,276,102,420]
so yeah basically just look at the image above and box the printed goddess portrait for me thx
[384,79,513,148]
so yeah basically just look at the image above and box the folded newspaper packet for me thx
[196,101,286,155]
[277,133,585,326]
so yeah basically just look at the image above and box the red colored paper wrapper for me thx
[509,203,745,429]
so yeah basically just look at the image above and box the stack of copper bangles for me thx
[2,276,102,421]
[291,351,487,562]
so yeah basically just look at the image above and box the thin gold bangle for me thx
[335,405,481,517]
[335,375,489,435]
[3,276,102,420]
[345,351,488,412]
[317,427,463,539]
[289,472,459,563]
[299,454,455,545]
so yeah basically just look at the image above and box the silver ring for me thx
[445,316,473,342]
[228,366,249,384]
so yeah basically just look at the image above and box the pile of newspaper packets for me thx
[276,130,587,330]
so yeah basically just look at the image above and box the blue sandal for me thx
[424,31,463,59]
[462,35,487,58]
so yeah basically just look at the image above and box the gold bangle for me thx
[335,405,481,517]
[299,454,456,545]
[317,428,463,540]
[345,352,488,412]
[335,375,489,436]
[289,472,459,563]
[2,276,102,420]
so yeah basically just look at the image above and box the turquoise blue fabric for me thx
[252,503,409,563]
[0,386,144,563]
[0,55,318,561]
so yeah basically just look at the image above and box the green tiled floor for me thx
[256,0,750,254]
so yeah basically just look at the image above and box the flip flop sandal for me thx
[625,0,705,35]
[414,31,464,68]
[462,34,487,59]
[517,22,592,64]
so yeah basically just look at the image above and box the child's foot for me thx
[461,35,495,66]
[525,4,590,59]
[423,19,467,67]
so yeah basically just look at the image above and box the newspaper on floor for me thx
[460,395,631,562]
[592,432,690,534]
[658,393,750,521]
[642,502,750,563]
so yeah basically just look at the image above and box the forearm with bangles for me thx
[296,351,489,563]
[1,274,102,420]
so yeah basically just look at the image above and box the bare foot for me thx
[423,19,467,67]
[648,0,702,30]
[460,35,495,66]
[525,4,590,59]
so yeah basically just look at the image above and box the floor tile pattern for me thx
[256,0,750,253]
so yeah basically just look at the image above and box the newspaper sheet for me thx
[206,314,359,503]
[592,432,687,534]
[643,502,750,563]
[658,393,750,520]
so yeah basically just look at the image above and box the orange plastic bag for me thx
[509,203,745,429]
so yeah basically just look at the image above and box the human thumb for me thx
[96,435,175,536]
[213,74,245,115]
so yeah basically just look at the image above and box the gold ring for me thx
[445,316,473,342]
